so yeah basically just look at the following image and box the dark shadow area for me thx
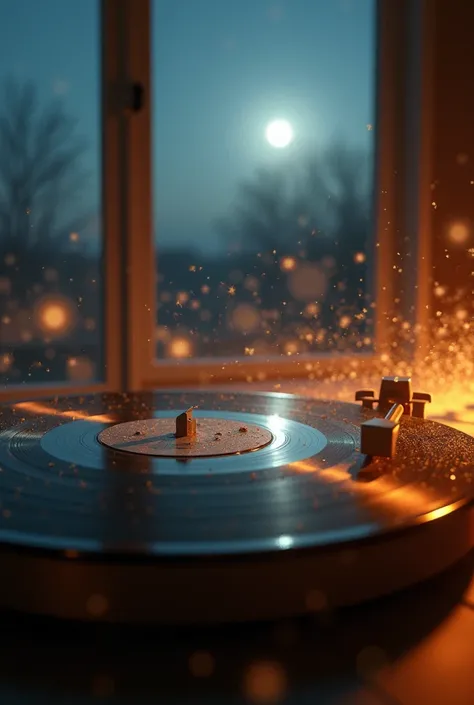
[353,455,384,482]
[346,453,389,483]
[0,551,471,704]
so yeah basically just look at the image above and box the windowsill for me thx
[0,381,109,403]
[143,352,377,387]
[2,367,472,439]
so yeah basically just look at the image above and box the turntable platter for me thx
[0,390,472,623]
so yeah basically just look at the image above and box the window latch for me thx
[124,82,145,113]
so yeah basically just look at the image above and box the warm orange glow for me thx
[422,504,460,523]
[280,256,297,271]
[287,459,461,522]
[284,341,299,355]
[305,303,319,316]
[288,460,319,474]
[428,386,474,436]
[354,252,366,263]
[35,296,75,335]
[42,304,67,329]
[176,291,189,305]
[168,337,192,358]
[14,401,115,424]
[448,220,470,244]
[339,315,352,329]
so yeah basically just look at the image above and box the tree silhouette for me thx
[0,78,89,251]
[215,141,372,343]
[312,141,371,253]
[216,167,299,254]
[217,141,370,256]
[0,78,100,385]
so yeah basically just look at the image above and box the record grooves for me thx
[0,389,473,624]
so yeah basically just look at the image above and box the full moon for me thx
[265,119,293,148]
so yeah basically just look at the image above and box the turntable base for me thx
[0,389,473,624]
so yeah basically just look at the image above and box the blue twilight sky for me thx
[0,0,375,253]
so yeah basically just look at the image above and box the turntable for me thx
[0,377,472,624]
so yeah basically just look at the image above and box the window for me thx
[152,0,376,364]
[0,0,104,388]
[1,0,473,410]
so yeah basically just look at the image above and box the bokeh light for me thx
[280,256,297,271]
[448,220,470,244]
[231,304,261,333]
[287,263,327,302]
[66,356,95,381]
[243,660,287,703]
[168,337,192,358]
[34,296,76,336]
[0,353,13,373]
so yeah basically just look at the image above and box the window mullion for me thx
[123,0,155,391]
[373,0,434,366]
[103,0,155,392]
[102,0,127,392]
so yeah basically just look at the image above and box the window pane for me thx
[152,0,375,361]
[0,0,103,385]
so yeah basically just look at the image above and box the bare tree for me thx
[214,141,372,336]
[216,141,371,256]
[317,141,370,246]
[216,165,306,255]
[0,78,89,250]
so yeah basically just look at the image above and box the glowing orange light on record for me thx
[13,401,115,424]
[287,461,461,522]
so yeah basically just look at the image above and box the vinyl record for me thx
[0,389,473,623]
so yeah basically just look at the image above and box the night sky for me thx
[0,0,375,253]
